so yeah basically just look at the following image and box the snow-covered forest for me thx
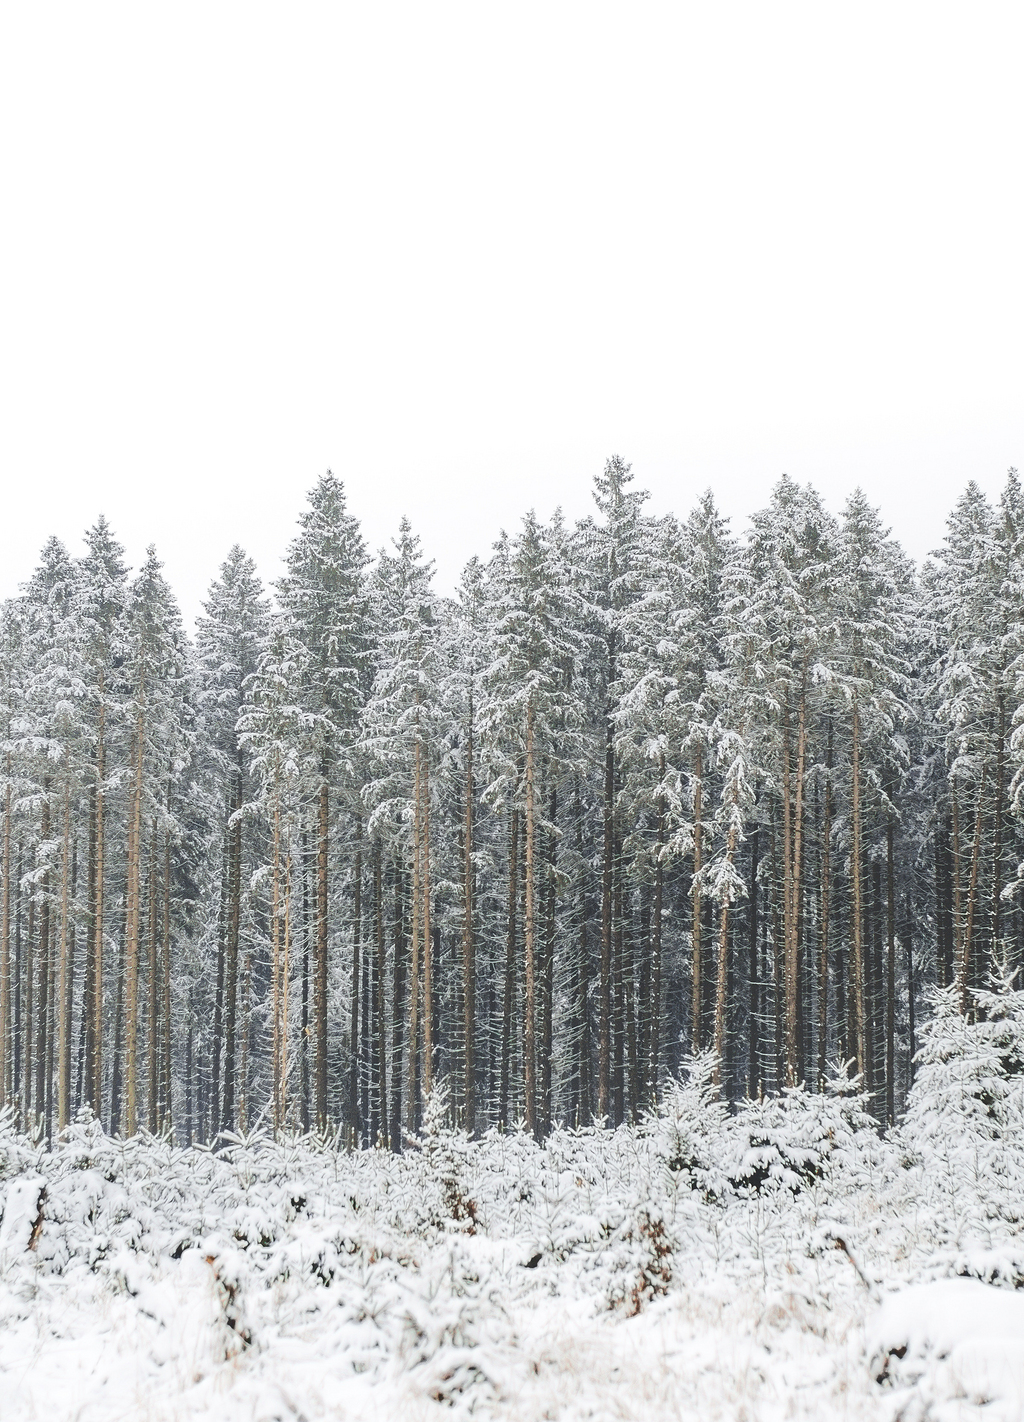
[6,458,1024,1416]
[2,457,1023,1143]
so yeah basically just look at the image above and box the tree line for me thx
[2,459,1022,1145]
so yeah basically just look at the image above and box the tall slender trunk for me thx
[960,763,987,1013]
[523,699,537,1136]
[818,731,833,1091]
[462,687,475,1135]
[90,690,105,1119]
[541,781,556,1136]
[850,697,867,1080]
[885,802,896,1125]
[375,844,387,1146]
[498,805,519,1127]
[422,746,433,1103]
[315,775,329,1131]
[994,696,1006,958]
[272,790,283,1132]
[162,831,172,1132]
[349,836,362,1144]
[37,793,51,1134]
[407,742,422,1134]
[390,866,406,1151]
[650,770,665,1105]
[783,681,807,1085]
[599,654,615,1118]
[1,770,11,1107]
[222,772,243,1131]
[55,778,71,1130]
[691,744,703,1053]
[148,820,159,1132]
[713,819,740,1087]
[747,828,760,1099]
[124,700,145,1136]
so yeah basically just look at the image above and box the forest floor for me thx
[0,1069,1022,1421]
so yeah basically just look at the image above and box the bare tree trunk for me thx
[375,844,387,1146]
[747,828,760,1099]
[37,794,51,1136]
[162,831,172,1132]
[349,836,362,1144]
[885,802,896,1125]
[272,791,283,1132]
[462,689,475,1135]
[599,683,614,1119]
[818,735,833,1091]
[523,699,537,1136]
[222,773,243,1132]
[650,775,665,1105]
[57,778,72,1129]
[498,806,519,1127]
[713,821,740,1087]
[850,697,867,1080]
[390,866,406,1151]
[541,781,556,1136]
[148,820,159,1132]
[960,764,987,1013]
[315,774,329,1131]
[124,702,145,1136]
[90,691,105,1119]
[407,743,422,1135]
[1,770,11,1108]
[691,744,703,1053]
[422,748,433,1103]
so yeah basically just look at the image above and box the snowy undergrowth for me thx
[3,1002,1024,1421]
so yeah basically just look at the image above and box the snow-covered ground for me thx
[4,1007,1024,1422]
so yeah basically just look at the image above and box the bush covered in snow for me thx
[2,1004,1024,1419]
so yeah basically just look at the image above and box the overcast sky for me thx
[1,3,1021,621]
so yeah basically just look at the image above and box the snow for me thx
[1,1039,1023,1421]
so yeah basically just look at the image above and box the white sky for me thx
[1,3,1022,622]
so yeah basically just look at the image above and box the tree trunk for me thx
[1,770,11,1108]
[462,685,476,1135]
[407,743,422,1134]
[747,828,760,1099]
[599,670,614,1119]
[498,805,519,1127]
[375,844,387,1147]
[960,763,987,1013]
[349,837,362,1145]
[885,803,896,1125]
[818,727,833,1090]
[691,744,703,1053]
[315,776,329,1131]
[90,690,105,1120]
[390,866,406,1152]
[124,702,145,1136]
[850,697,867,1080]
[523,699,537,1136]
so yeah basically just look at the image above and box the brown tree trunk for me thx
[1,770,11,1108]
[148,820,159,1132]
[349,837,362,1144]
[818,737,833,1091]
[850,697,867,1080]
[124,702,145,1136]
[462,686,475,1135]
[691,744,703,1053]
[523,699,537,1136]
[315,775,329,1131]
[599,671,614,1118]
[498,805,519,1127]
[960,764,987,1012]
[885,802,896,1124]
